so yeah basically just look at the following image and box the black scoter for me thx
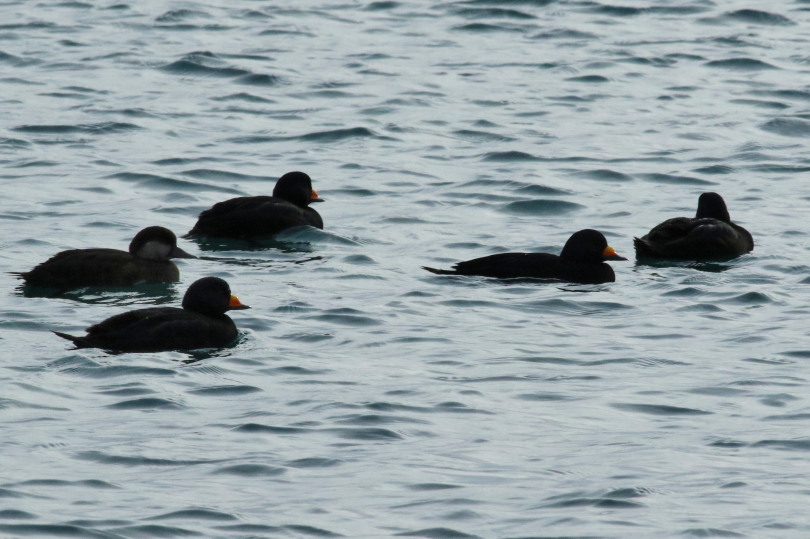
[54,276,250,352]
[423,229,627,284]
[186,171,324,239]
[19,226,195,289]
[634,192,753,260]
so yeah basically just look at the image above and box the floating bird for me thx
[423,229,626,284]
[54,277,250,352]
[186,171,324,239]
[634,192,753,260]
[18,226,195,289]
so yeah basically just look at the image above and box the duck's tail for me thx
[632,237,658,258]
[53,331,88,348]
[422,266,456,275]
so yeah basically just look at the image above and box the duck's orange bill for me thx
[310,188,324,202]
[229,295,251,310]
[602,246,628,261]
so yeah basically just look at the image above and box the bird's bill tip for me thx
[229,295,251,310]
[603,246,628,261]
[310,188,324,202]
[171,246,197,259]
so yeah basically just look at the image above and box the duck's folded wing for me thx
[85,307,179,336]
[190,197,310,237]
[686,221,753,256]
[637,219,752,259]
[454,253,559,278]
[24,249,143,287]
[644,217,694,244]
[86,308,235,351]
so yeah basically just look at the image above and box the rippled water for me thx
[3,0,810,537]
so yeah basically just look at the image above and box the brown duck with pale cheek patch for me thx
[17,226,195,289]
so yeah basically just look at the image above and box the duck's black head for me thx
[273,171,323,208]
[695,192,731,222]
[182,276,250,317]
[129,226,196,261]
[560,229,627,264]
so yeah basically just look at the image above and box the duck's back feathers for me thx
[56,307,238,352]
[19,226,192,289]
[187,171,323,239]
[53,277,249,353]
[21,248,181,288]
[187,196,322,238]
[456,253,558,277]
[450,252,616,284]
[423,230,624,285]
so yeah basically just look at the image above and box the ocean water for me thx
[2,0,810,537]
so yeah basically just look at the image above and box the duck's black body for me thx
[19,226,194,289]
[187,171,323,239]
[634,192,753,260]
[54,277,250,353]
[423,229,626,285]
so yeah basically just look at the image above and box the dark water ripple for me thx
[723,9,795,26]
[501,199,584,215]
[2,0,810,536]
[160,51,284,85]
[75,451,218,467]
[0,524,117,538]
[187,384,261,396]
[8,479,118,489]
[705,58,778,71]
[229,127,389,145]
[146,508,238,521]
[639,173,714,186]
[613,403,713,416]
[106,397,184,410]
[761,118,810,138]
[232,423,311,434]
[107,524,197,537]
[12,122,140,135]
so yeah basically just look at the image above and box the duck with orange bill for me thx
[423,229,626,285]
[54,277,250,353]
[186,171,324,239]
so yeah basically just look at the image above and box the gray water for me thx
[2,0,810,537]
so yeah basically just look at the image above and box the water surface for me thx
[2,0,810,536]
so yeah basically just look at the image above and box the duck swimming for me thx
[18,226,195,289]
[634,192,753,260]
[54,276,250,353]
[423,229,627,284]
[186,171,324,239]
